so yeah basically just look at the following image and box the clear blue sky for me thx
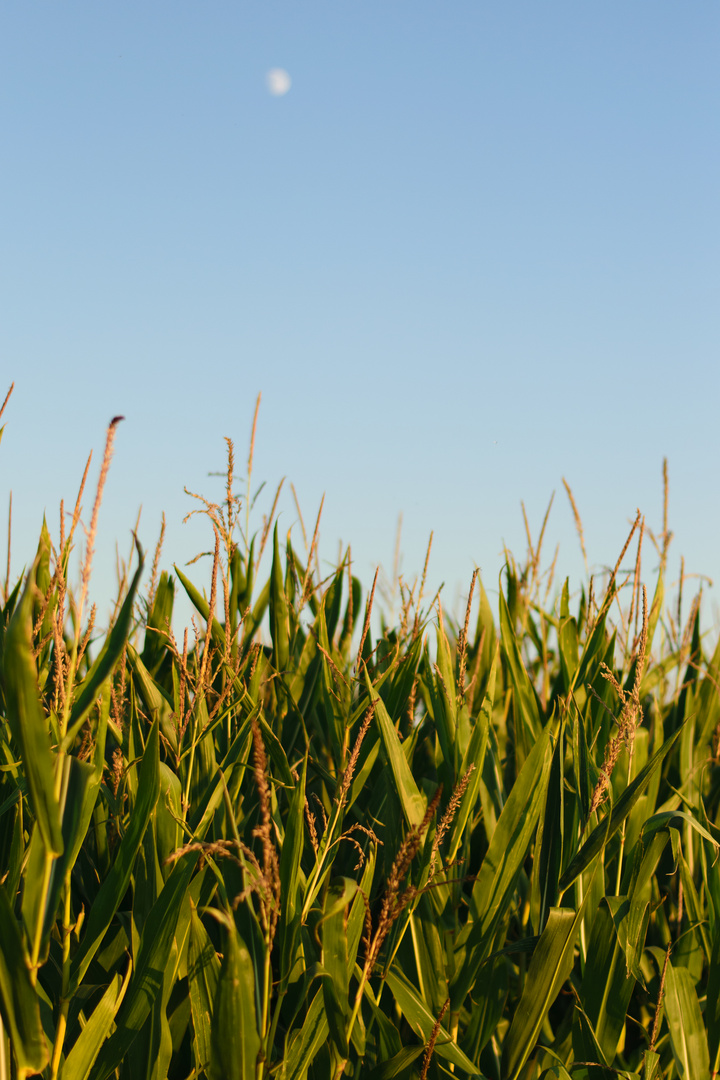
[2,1,718,631]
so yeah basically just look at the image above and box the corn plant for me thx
[1,389,719,1080]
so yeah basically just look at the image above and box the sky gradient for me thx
[2,1,718,632]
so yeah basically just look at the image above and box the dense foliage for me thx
[1,407,719,1080]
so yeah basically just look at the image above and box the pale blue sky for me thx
[2,1,718,630]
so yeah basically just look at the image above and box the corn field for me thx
[1,389,719,1080]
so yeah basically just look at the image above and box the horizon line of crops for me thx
[1,384,720,1080]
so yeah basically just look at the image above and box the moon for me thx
[266,68,291,97]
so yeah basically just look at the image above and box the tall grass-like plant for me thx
[1,388,719,1080]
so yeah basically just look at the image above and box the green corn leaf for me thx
[279,754,307,991]
[188,907,220,1075]
[434,604,457,758]
[31,521,54,649]
[32,753,99,947]
[346,845,377,971]
[381,634,423,726]
[642,1049,662,1080]
[347,737,381,814]
[70,716,161,992]
[708,923,720,1076]
[0,882,49,1077]
[660,954,710,1080]
[320,876,358,1057]
[2,557,63,856]
[156,761,183,871]
[127,644,178,756]
[141,569,175,672]
[473,576,497,683]
[61,965,131,1080]
[209,915,261,1080]
[678,850,711,965]
[452,715,555,1005]
[572,703,592,824]
[185,689,219,814]
[3,798,24,907]
[531,718,564,934]
[20,819,54,966]
[499,581,541,748]
[323,564,344,643]
[240,577,271,653]
[338,575,363,658]
[174,564,226,649]
[570,1002,609,1070]
[502,906,585,1080]
[557,579,579,688]
[558,722,686,895]
[89,851,200,1080]
[359,979,402,1061]
[256,708,295,788]
[408,905,449,1018]
[270,522,291,678]
[538,1067,573,1080]
[385,967,482,1074]
[577,898,636,1063]
[693,625,720,749]
[615,827,672,984]
[366,674,425,829]
[640,808,720,852]
[0,576,24,698]
[461,948,508,1061]
[62,551,144,749]
[283,987,329,1080]
[362,1045,425,1079]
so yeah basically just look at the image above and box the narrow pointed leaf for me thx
[283,988,329,1080]
[385,967,482,1074]
[2,559,63,855]
[62,965,131,1080]
[366,675,425,829]
[63,552,144,748]
[558,722,686,894]
[209,918,260,1080]
[0,883,49,1076]
[89,852,200,1080]
[321,877,358,1057]
[71,717,161,991]
[188,908,220,1074]
[452,716,555,1004]
[663,959,709,1080]
[502,907,583,1080]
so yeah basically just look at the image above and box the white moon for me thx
[266,68,291,96]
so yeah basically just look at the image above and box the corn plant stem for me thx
[49,885,73,1080]
[257,946,273,1080]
